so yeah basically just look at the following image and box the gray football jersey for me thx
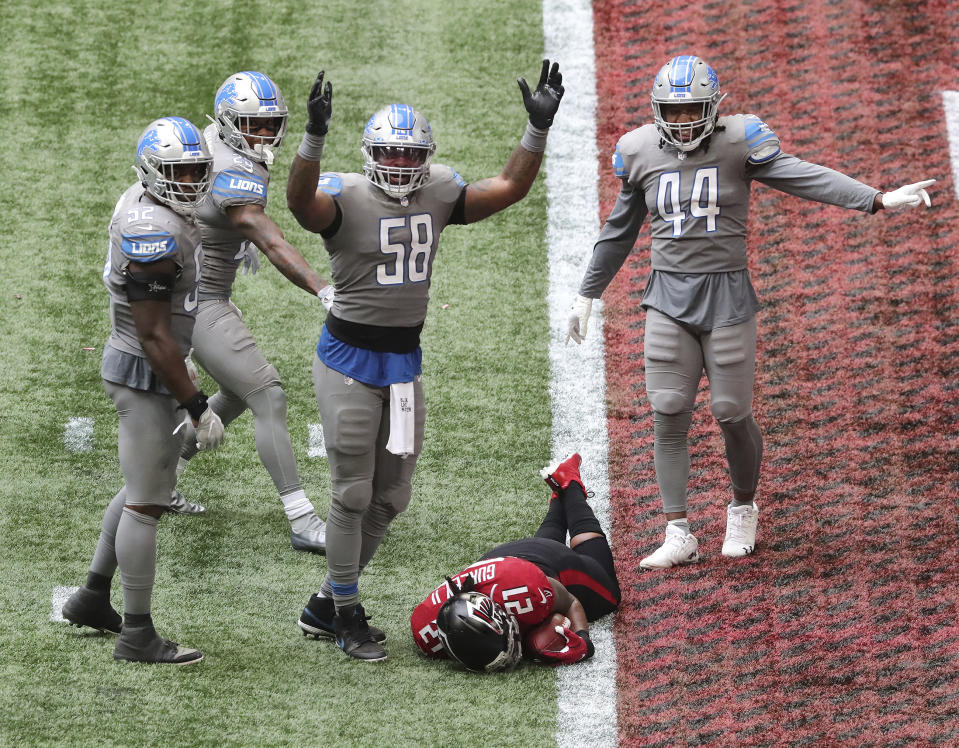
[318,165,466,327]
[580,113,880,295]
[102,183,202,359]
[193,124,270,300]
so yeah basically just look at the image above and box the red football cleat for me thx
[539,453,586,500]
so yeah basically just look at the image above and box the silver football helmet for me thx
[435,592,522,673]
[361,104,435,200]
[651,55,727,153]
[135,117,213,216]
[212,71,288,165]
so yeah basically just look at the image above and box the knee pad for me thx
[648,389,691,415]
[247,383,287,421]
[711,398,750,423]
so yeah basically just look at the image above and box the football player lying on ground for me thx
[409,454,621,671]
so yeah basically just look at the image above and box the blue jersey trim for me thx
[120,231,177,261]
[612,146,626,178]
[212,169,267,200]
[317,325,422,387]
[317,173,343,195]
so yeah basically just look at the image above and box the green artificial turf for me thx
[0,1,560,745]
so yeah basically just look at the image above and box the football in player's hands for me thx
[526,613,590,665]
[528,613,571,652]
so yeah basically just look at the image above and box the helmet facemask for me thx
[213,71,288,165]
[136,117,213,217]
[362,104,435,201]
[651,55,726,154]
[436,591,523,673]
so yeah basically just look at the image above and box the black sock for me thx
[85,571,111,592]
[123,613,152,627]
[534,498,567,542]
[561,482,603,537]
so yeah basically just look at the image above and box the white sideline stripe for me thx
[544,3,617,747]
[51,586,79,622]
[942,91,959,201]
[64,417,94,453]
[307,423,327,458]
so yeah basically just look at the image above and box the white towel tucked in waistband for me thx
[386,381,415,458]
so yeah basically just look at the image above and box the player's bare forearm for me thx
[503,142,544,194]
[231,204,327,294]
[464,145,544,223]
[131,301,196,403]
[287,154,321,221]
[263,240,327,295]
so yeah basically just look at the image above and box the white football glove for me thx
[240,242,261,274]
[566,295,593,345]
[881,179,935,210]
[184,350,200,389]
[195,407,225,451]
[317,284,335,312]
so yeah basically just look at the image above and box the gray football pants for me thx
[181,299,302,496]
[313,355,425,608]
[644,309,763,514]
[90,381,181,615]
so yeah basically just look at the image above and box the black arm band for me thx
[124,268,176,302]
[177,391,209,421]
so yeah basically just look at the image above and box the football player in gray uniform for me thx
[566,55,934,570]
[286,60,564,661]
[171,71,332,555]
[63,117,225,664]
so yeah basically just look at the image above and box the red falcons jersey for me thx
[410,556,555,658]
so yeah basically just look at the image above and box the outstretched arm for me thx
[227,203,328,296]
[462,59,565,224]
[287,70,338,234]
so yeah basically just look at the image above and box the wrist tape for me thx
[520,122,549,153]
[297,133,326,161]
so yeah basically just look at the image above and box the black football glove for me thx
[576,630,595,660]
[517,59,564,129]
[306,71,333,136]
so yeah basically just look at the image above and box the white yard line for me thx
[942,91,959,201]
[307,423,327,458]
[63,417,94,453]
[543,2,617,746]
[51,586,79,622]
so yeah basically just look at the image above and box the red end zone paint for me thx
[592,2,959,744]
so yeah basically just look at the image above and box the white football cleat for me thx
[640,523,700,570]
[722,502,759,558]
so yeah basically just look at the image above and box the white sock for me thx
[667,518,690,534]
[175,457,189,479]
[281,489,315,521]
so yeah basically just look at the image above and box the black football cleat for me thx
[299,593,386,643]
[113,622,202,665]
[332,603,387,662]
[62,586,122,635]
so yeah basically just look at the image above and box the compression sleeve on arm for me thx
[579,181,648,297]
[749,152,880,213]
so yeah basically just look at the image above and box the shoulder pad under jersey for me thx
[611,125,658,178]
[317,173,343,196]
[742,114,781,164]
[428,163,467,190]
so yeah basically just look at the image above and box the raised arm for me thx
[462,59,565,224]
[287,70,338,234]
